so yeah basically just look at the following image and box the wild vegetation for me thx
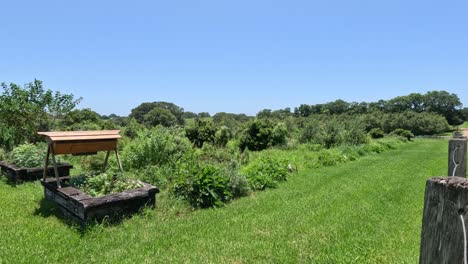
[0,79,466,206]
[0,79,466,262]
[0,138,448,263]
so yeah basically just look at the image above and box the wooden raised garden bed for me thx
[0,161,72,182]
[38,130,159,225]
[41,177,158,225]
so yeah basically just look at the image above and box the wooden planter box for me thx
[0,161,73,182]
[41,177,159,226]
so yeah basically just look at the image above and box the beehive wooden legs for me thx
[115,149,123,173]
[43,145,50,181]
[102,150,110,173]
[49,144,61,188]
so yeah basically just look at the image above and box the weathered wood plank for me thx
[420,177,468,264]
[0,161,72,182]
[41,179,159,225]
[448,138,467,177]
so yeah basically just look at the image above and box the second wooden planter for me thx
[0,161,73,182]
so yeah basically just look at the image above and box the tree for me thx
[130,101,185,125]
[198,112,211,118]
[461,108,468,122]
[0,80,80,149]
[144,108,177,127]
[183,111,198,119]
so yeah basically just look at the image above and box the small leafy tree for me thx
[144,108,177,127]
[185,119,217,148]
[0,80,80,150]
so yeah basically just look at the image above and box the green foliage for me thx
[130,101,185,125]
[0,80,80,150]
[391,129,415,141]
[173,163,232,208]
[59,108,120,131]
[300,117,368,148]
[369,128,385,139]
[0,139,447,263]
[242,156,289,191]
[185,119,217,148]
[9,143,46,168]
[144,107,177,127]
[271,122,288,146]
[71,172,143,197]
[198,112,211,118]
[122,126,193,170]
[0,147,6,161]
[123,118,145,138]
[293,90,463,126]
[239,119,287,151]
[214,126,231,147]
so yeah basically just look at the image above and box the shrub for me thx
[239,119,287,151]
[123,118,145,138]
[144,107,177,127]
[242,156,289,191]
[173,163,232,208]
[199,143,238,164]
[343,119,369,145]
[369,128,385,139]
[228,171,250,198]
[271,122,288,146]
[0,147,6,161]
[122,126,193,170]
[185,119,217,148]
[71,172,143,197]
[391,128,414,141]
[9,143,46,168]
[215,126,231,147]
[316,149,346,167]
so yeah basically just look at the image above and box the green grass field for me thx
[462,121,468,128]
[0,139,447,263]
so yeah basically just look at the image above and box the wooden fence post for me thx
[420,177,468,264]
[448,137,467,177]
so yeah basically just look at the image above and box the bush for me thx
[0,147,6,161]
[271,122,288,146]
[369,128,385,139]
[214,126,231,147]
[316,149,346,167]
[391,128,414,141]
[228,171,250,198]
[343,119,369,146]
[240,119,287,151]
[185,119,217,148]
[242,156,289,191]
[144,107,177,127]
[9,143,46,168]
[122,126,193,170]
[173,163,232,208]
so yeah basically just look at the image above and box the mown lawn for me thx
[0,139,447,263]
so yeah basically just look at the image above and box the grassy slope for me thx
[0,139,447,263]
[462,121,468,128]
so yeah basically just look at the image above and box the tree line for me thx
[0,79,467,151]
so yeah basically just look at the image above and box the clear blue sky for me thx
[1,0,467,116]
